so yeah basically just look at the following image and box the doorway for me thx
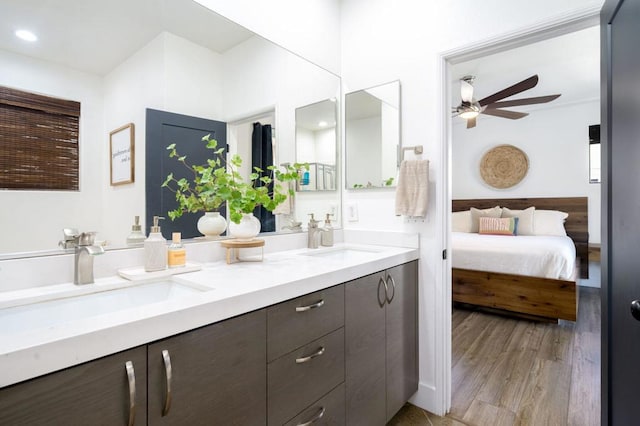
[440,10,601,423]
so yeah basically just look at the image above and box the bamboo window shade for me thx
[0,85,80,190]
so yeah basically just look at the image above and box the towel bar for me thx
[398,145,424,166]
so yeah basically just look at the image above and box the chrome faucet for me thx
[73,232,104,285]
[307,214,323,249]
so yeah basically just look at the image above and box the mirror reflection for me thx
[0,0,341,256]
[345,80,401,189]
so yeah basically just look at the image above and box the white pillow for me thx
[470,206,502,233]
[452,210,472,233]
[501,206,535,235]
[533,210,569,236]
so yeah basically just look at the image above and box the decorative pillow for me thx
[479,216,519,236]
[470,206,502,233]
[533,210,569,236]
[501,206,535,235]
[452,210,473,233]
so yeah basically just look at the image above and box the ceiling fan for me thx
[453,74,561,129]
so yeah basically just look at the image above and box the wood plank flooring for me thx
[388,285,600,426]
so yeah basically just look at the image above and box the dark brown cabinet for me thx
[148,309,266,425]
[345,261,418,426]
[0,347,147,426]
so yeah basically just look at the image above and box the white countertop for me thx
[0,242,418,388]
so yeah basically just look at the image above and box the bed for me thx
[451,197,588,322]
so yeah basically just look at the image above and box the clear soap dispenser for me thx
[321,213,334,247]
[144,216,167,272]
[126,215,146,246]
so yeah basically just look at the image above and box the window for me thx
[0,86,80,190]
[589,124,600,184]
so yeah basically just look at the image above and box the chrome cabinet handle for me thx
[162,349,173,417]
[386,274,396,303]
[125,361,136,426]
[297,406,326,425]
[378,277,387,307]
[296,299,325,312]
[295,346,326,364]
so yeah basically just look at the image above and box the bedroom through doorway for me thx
[445,22,601,425]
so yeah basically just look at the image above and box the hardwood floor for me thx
[388,284,601,426]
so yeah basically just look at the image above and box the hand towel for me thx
[395,160,429,217]
[273,178,295,215]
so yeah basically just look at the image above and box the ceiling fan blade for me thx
[466,117,477,128]
[481,108,529,120]
[485,94,561,109]
[478,75,539,106]
[460,80,474,102]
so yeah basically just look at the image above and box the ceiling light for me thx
[318,121,328,127]
[459,110,480,119]
[15,30,37,42]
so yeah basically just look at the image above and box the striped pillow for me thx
[479,216,519,236]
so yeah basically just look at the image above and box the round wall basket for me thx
[479,144,529,189]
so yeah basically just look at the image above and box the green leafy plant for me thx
[162,134,307,224]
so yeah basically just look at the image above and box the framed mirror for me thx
[345,80,401,189]
[0,0,341,257]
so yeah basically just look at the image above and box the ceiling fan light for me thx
[459,110,480,119]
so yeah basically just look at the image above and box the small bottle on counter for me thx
[126,215,146,246]
[168,232,186,268]
[321,213,334,247]
[144,216,167,272]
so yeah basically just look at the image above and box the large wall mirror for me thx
[0,0,341,256]
[345,80,400,189]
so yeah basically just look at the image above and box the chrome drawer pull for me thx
[295,346,326,364]
[378,277,387,307]
[386,274,396,303]
[297,406,326,425]
[162,349,173,417]
[125,361,136,426]
[296,299,325,312]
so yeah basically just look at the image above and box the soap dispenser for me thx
[321,213,334,247]
[307,213,321,249]
[144,216,167,272]
[126,215,146,246]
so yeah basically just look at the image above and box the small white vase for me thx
[197,212,227,238]
[228,213,261,241]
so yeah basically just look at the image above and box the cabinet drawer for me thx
[267,284,344,362]
[284,383,345,426]
[268,328,345,426]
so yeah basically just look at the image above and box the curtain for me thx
[252,122,275,232]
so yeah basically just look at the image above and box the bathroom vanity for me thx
[0,242,418,425]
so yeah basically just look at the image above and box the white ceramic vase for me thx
[197,212,227,238]
[228,213,261,241]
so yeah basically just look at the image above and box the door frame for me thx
[436,5,601,414]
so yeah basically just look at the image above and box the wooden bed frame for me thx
[452,197,588,322]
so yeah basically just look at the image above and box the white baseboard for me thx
[409,382,446,417]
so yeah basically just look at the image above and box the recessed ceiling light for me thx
[318,121,328,127]
[15,30,37,42]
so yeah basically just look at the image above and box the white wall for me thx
[0,49,104,253]
[346,116,382,187]
[452,100,601,243]
[340,0,604,415]
[194,0,341,75]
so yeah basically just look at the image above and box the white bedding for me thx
[451,232,576,280]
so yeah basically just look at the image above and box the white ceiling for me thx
[451,25,600,117]
[0,0,254,75]
[296,99,337,131]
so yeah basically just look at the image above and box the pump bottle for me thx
[144,216,167,272]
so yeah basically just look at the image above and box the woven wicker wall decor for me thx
[479,144,529,189]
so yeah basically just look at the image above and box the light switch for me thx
[346,203,359,222]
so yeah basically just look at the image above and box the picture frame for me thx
[110,123,135,186]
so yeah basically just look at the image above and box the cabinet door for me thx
[385,261,419,421]
[148,309,266,426]
[0,347,147,426]
[345,272,387,426]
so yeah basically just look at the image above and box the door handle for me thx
[631,300,640,321]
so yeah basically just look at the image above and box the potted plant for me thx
[162,134,306,240]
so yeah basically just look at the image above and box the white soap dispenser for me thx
[321,213,334,247]
[126,215,146,246]
[144,216,167,272]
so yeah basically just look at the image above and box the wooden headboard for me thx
[452,197,589,278]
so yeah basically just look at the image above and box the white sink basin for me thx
[299,246,383,259]
[0,280,211,336]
